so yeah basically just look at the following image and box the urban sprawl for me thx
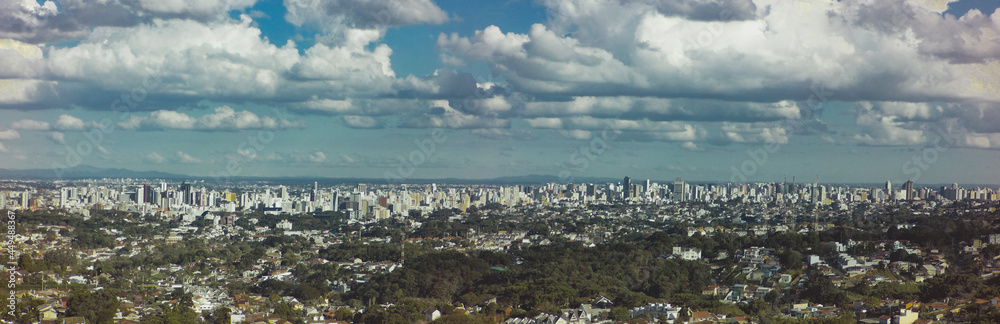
[3,177,1000,324]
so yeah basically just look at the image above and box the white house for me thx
[673,246,702,261]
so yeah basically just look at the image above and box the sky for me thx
[1,0,1000,185]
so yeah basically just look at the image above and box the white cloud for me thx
[284,0,448,31]
[521,97,802,121]
[342,115,381,128]
[0,129,19,140]
[143,152,167,164]
[10,119,49,130]
[114,106,305,131]
[852,114,927,146]
[0,0,259,43]
[307,151,326,163]
[558,129,592,140]
[469,128,534,140]
[680,142,703,151]
[54,114,89,131]
[439,0,1000,105]
[718,123,789,145]
[175,151,202,164]
[48,131,64,144]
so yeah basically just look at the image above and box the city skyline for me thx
[2,0,1000,184]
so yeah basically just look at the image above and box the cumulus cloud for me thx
[470,128,535,140]
[439,0,1000,105]
[143,152,167,164]
[175,151,202,164]
[400,100,510,129]
[559,129,592,140]
[284,0,448,29]
[0,0,259,43]
[10,119,49,130]
[0,129,19,140]
[48,131,64,144]
[115,106,305,131]
[3,0,1000,155]
[680,141,703,151]
[848,101,1000,149]
[521,97,802,122]
[293,150,326,163]
[342,115,382,128]
[53,114,101,131]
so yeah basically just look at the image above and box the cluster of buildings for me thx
[2,177,997,223]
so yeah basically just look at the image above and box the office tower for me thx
[312,181,318,202]
[180,181,192,205]
[136,185,145,204]
[904,180,914,201]
[357,183,367,194]
[60,188,69,207]
[673,177,686,202]
[279,185,288,200]
[623,177,631,199]
[143,184,154,205]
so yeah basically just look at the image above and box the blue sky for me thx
[1,0,1000,185]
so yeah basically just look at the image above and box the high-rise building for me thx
[904,180,914,201]
[673,177,686,202]
[180,181,192,205]
[136,185,146,205]
[623,177,631,199]
[144,184,154,205]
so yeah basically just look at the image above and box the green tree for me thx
[66,289,121,324]
[610,307,630,321]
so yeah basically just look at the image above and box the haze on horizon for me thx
[1,0,1000,185]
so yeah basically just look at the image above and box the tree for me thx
[610,307,630,321]
[66,289,120,324]
[43,249,77,271]
[211,307,231,324]
[17,254,34,272]
[334,307,354,321]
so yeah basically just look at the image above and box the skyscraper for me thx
[905,181,914,201]
[144,184,154,205]
[623,177,631,199]
[180,181,192,205]
[673,177,686,202]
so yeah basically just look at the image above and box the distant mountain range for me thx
[0,166,618,184]
[0,165,183,180]
[1,166,994,187]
